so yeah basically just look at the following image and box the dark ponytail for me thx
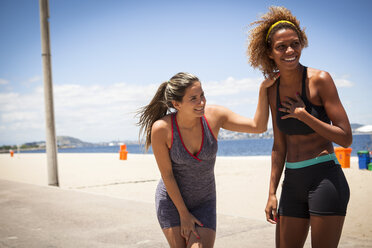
[137,82,169,150]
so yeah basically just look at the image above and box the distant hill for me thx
[56,136,95,147]
[351,123,363,131]
[218,123,370,140]
[351,123,372,134]
[218,128,273,140]
[5,122,371,148]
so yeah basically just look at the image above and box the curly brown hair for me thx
[247,6,308,78]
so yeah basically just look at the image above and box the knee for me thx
[187,239,202,248]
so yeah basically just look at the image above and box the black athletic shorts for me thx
[279,159,350,218]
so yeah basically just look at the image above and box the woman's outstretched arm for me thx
[265,85,286,224]
[211,76,277,134]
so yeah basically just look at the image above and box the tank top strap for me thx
[301,66,307,97]
[171,113,179,141]
[171,113,217,149]
[170,113,176,147]
[201,115,217,141]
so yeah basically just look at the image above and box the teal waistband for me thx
[285,153,339,169]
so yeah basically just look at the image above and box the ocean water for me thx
[21,134,372,156]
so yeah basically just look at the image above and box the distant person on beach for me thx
[137,72,277,247]
[247,6,352,248]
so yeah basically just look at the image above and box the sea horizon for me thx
[17,134,372,157]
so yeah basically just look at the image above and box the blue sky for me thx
[0,0,371,145]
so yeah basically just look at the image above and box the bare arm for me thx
[151,119,201,241]
[218,77,277,133]
[281,71,352,147]
[265,86,286,224]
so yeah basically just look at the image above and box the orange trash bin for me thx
[119,144,128,160]
[334,147,352,168]
[10,150,14,157]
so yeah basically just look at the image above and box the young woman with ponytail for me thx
[137,72,276,248]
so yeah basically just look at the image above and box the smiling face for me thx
[269,28,302,71]
[172,81,206,117]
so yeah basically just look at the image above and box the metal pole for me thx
[39,0,59,186]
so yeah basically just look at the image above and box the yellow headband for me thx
[266,20,296,41]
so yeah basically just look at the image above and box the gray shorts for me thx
[155,181,216,231]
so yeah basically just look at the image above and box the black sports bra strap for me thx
[301,66,307,96]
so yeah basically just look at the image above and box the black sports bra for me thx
[276,66,330,135]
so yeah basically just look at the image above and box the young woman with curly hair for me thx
[137,72,276,247]
[247,6,352,248]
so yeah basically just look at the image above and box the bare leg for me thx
[279,216,310,248]
[162,226,216,248]
[310,215,345,248]
[163,227,186,248]
[186,227,216,248]
[276,218,280,248]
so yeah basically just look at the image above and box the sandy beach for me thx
[0,153,371,247]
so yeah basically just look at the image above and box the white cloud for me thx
[1,111,40,123]
[334,78,353,88]
[0,76,265,144]
[203,77,262,96]
[28,76,42,83]
[0,79,9,85]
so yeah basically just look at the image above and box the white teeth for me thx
[284,57,296,61]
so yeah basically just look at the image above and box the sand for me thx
[0,153,371,247]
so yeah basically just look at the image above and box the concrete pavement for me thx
[0,179,278,248]
[1,153,372,247]
[1,179,372,247]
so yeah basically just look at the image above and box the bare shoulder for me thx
[152,115,172,134]
[205,104,229,119]
[151,114,173,148]
[307,67,339,104]
[205,104,226,114]
[307,67,334,88]
[205,105,228,128]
